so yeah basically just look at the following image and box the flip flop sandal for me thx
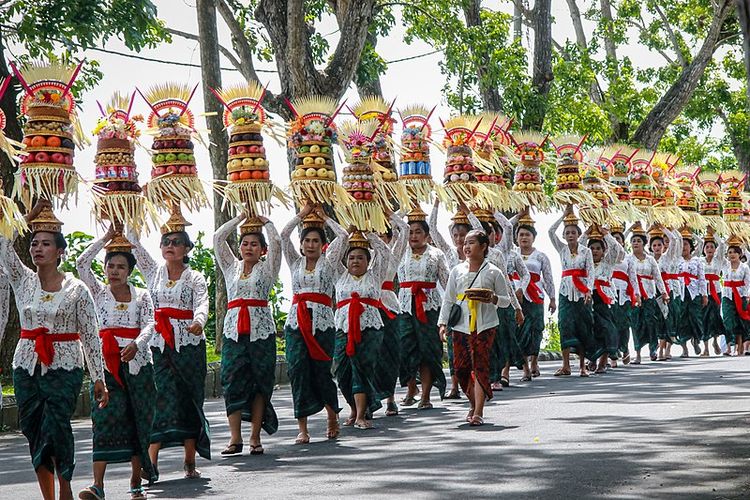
[500,377,510,388]
[531,369,541,378]
[129,486,147,500]
[79,485,105,500]
[141,465,158,484]
[327,420,341,439]
[385,401,399,416]
[580,372,590,378]
[250,444,264,455]
[183,462,202,479]
[553,368,571,376]
[295,433,310,445]
[622,353,631,365]
[401,396,418,406]
[491,381,504,391]
[444,390,462,400]
[465,411,474,422]
[469,415,484,426]
[221,442,244,455]
[342,417,356,427]
[354,422,374,430]
[520,375,532,382]
[631,359,641,365]
[417,401,433,410]
[650,353,658,361]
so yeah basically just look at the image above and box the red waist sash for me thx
[154,308,194,350]
[661,272,677,295]
[636,274,654,300]
[561,269,590,294]
[337,293,391,357]
[611,270,637,304]
[705,273,721,305]
[292,293,333,361]
[20,328,80,367]
[525,272,544,304]
[400,281,437,323]
[99,327,140,387]
[228,298,269,336]
[594,279,613,305]
[381,281,395,292]
[723,280,750,320]
[680,272,698,287]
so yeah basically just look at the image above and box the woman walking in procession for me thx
[130,209,210,480]
[700,229,726,356]
[631,224,668,362]
[677,229,708,358]
[333,230,394,429]
[280,202,347,443]
[376,213,409,415]
[514,212,556,377]
[548,207,601,377]
[429,199,471,398]
[609,225,637,366]
[214,212,281,455]
[721,236,750,355]
[651,225,680,360]
[398,205,450,409]
[0,201,108,500]
[438,229,512,426]
[76,225,156,500]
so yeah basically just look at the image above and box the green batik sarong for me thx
[221,334,278,435]
[490,306,524,382]
[593,294,619,359]
[446,331,455,376]
[13,367,83,482]
[285,325,340,419]
[91,364,155,477]
[398,308,446,398]
[677,294,705,345]
[722,297,750,345]
[558,295,601,362]
[518,299,544,357]
[631,298,661,354]
[702,296,725,341]
[611,301,632,356]
[151,342,210,459]
[664,293,682,341]
[374,310,401,400]
[333,327,384,415]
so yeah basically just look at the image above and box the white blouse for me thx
[397,243,450,314]
[333,233,391,333]
[0,271,9,346]
[629,254,666,300]
[722,262,750,299]
[548,215,595,302]
[611,258,639,306]
[130,236,209,352]
[438,259,512,334]
[280,215,349,335]
[519,249,556,302]
[659,228,684,298]
[701,237,725,299]
[381,215,409,314]
[214,215,282,342]
[76,235,155,375]
[679,256,707,300]
[589,234,626,303]
[428,203,463,269]
[0,235,104,380]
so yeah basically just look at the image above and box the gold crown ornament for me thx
[160,203,191,235]
[239,215,265,235]
[587,224,604,241]
[30,204,64,234]
[104,232,134,253]
[348,230,370,249]
[302,212,325,229]
[631,221,647,238]
[407,204,428,223]
[703,226,716,245]
[646,223,663,241]
[451,210,470,226]
[517,211,536,228]
[727,234,744,248]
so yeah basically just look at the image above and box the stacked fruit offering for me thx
[628,152,654,209]
[287,96,345,206]
[443,117,479,185]
[720,171,745,223]
[674,168,699,212]
[550,135,598,208]
[399,104,434,202]
[13,62,84,207]
[227,124,267,183]
[606,146,635,203]
[698,172,721,217]
[336,119,386,233]
[142,82,208,213]
[509,131,548,210]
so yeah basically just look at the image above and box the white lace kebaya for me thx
[0,234,104,380]
[397,237,450,315]
[0,270,9,346]
[428,202,463,269]
[280,215,349,335]
[75,234,156,376]
[519,249,556,303]
[129,234,209,352]
[381,215,409,314]
[214,214,282,342]
[548,215,595,303]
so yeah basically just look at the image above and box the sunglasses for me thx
[161,237,186,247]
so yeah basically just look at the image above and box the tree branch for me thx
[216,0,259,81]
[599,0,618,61]
[166,27,243,72]
[620,16,676,65]
[653,3,686,67]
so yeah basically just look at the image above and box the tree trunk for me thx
[524,0,553,130]
[737,0,750,110]
[462,0,503,112]
[196,0,232,352]
[355,30,383,98]
[513,2,523,41]
[630,0,733,149]
[0,32,29,374]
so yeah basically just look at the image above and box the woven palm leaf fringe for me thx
[13,167,78,210]
[146,175,210,213]
[0,195,28,238]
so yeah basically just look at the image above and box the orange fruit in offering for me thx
[46,136,61,147]
[239,170,253,180]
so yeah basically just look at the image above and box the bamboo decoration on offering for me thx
[647,153,687,228]
[508,131,551,211]
[550,135,599,208]
[471,114,522,212]
[441,115,495,210]
[697,171,729,236]
[398,104,435,203]
[720,171,750,243]
[673,165,707,231]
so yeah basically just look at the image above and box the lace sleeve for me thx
[494,211,514,254]
[77,286,104,382]
[744,265,750,295]
[135,290,155,350]
[548,215,565,254]
[192,272,210,327]
[666,229,682,263]
[324,218,349,274]
[436,249,450,289]
[128,231,159,286]
[213,214,243,276]
[715,236,727,271]
[492,267,511,309]
[697,259,707,296]
[604,233,625,266]
[693,235,704,259]
[513,252,530,292]
[428,202,452,255]
[628,257,640,297]
[264,221,282,277]
[367,232,390,284]
[280,215,302,268]
[0,233,35,288]
[540,252,556,299]
[437,267,458,326]
[75,233,107,298]
[467,211,483,232]
[390,215,409,265]
[584,248,595,291]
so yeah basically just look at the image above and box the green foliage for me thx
[543,318,561,352]
[190,231,217,342]
[60,231,146,287]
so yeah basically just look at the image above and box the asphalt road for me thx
[1,356,749,499]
